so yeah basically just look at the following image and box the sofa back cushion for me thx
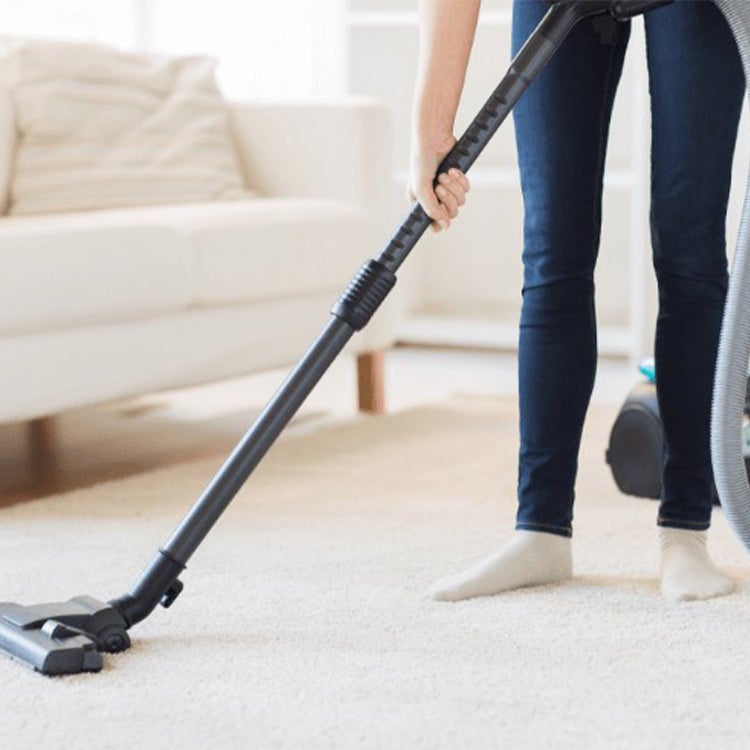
[0,37,254,216]
[0,86,13,215]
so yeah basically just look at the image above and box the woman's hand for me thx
[407,130,471,233]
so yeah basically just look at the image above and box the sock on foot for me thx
[659,527,734,603]
[430,530,573,602]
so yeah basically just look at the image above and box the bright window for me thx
[0,0,141,48]
[0,0,346,100]
[149,0,345,100]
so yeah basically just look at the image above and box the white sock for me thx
[430,530,573,602]
[659,527,734,603]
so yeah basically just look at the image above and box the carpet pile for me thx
[1,396,749,749]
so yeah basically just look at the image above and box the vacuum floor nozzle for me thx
[0,596,130,675]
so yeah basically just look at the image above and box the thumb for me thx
[408,183,444,224]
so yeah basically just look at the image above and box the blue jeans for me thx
[511,0,745,537]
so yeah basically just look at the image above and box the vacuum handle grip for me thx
[378,0,674,273]
[377,2,583,273]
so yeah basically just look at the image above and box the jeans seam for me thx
[589,25,622,263]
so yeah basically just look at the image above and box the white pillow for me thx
[0,37,254,216]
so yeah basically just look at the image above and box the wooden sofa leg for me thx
[27,416,58,485]
[357,350,386,415]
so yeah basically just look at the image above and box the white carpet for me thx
[1,396,750,749]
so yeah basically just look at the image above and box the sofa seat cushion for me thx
[155,197,370,305]
[0,196,373,335]
[79,197,373,305]
[0,209,193,335]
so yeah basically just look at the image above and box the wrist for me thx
[412,124,455,154]
[412,94,456,146]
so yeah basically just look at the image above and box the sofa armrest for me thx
[228,97,392,211]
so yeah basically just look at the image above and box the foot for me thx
[430,530,573,602]
[659,528,734,602]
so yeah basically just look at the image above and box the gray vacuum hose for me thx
[711,0,750,551]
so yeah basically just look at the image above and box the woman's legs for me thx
[513,6,630,539]
[645,0,744,601]
[432,1,630,600]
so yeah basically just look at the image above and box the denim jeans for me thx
[511,0,745,537]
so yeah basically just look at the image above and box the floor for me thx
[4,387,748,749]
[0,346,637,505]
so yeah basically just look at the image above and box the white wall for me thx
[0,0,347,100]
[145,0,346,100]
[0,0,141,48]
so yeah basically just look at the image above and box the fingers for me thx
[444,167,470,195]
[433,168,470,229]
[423,189,451,232]
[406,178,449,232]
[407,167,471,234]
[436,177,461,218]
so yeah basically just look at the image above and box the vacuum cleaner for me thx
[607,372,750,502]
[607,378,665,501]
[2,0,746,676]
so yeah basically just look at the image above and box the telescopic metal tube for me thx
[164,318,355,562]
[160,2,584,569]
[112,1,608,628]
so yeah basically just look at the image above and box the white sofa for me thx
[0,95,400,436]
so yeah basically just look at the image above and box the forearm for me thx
[412,0,481,146]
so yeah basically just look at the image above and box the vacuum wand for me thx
[120,0,680,623]
[111,0,593,631]
[0,0,673,676]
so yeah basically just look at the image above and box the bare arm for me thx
[408,0,479,232]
